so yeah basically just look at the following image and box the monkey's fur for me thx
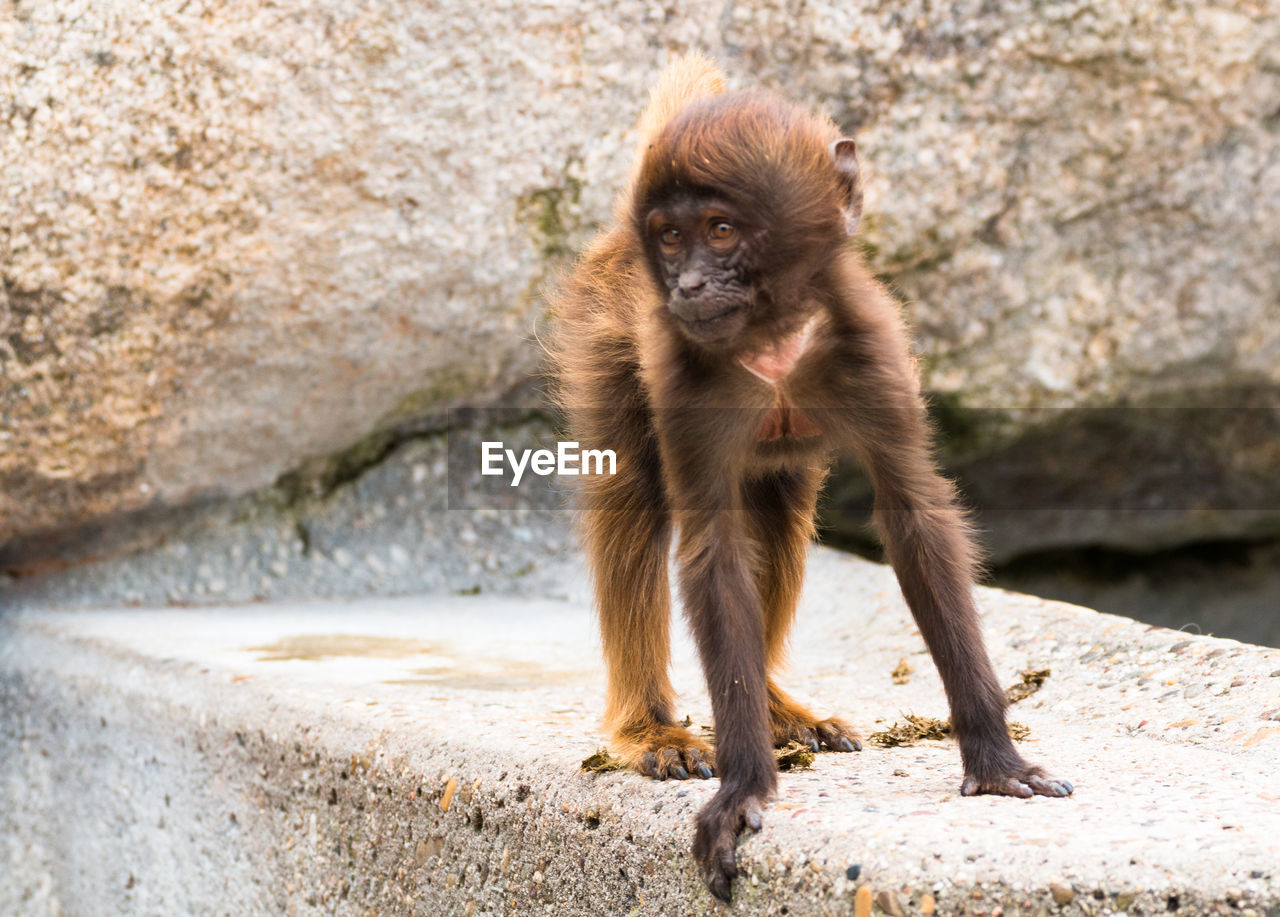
[550,55,1072,902]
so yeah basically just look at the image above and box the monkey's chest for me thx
[736,316,823,443]
[755,395,822,442]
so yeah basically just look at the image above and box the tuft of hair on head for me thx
[635,52,726,149]
[615,52,725,222]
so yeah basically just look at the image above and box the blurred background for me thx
[2,1,1277,645]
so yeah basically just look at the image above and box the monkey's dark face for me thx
[645,196,755,345]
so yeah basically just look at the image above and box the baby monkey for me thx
[551,54,1072,902]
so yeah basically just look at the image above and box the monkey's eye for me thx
[707,221,737,245]
[658,227,682,249]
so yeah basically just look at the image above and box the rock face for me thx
[3,1,1278,567]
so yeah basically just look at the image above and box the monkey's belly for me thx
[757,401,822,442]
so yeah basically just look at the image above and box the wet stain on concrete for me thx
[247,634,439,661]
[247,635,581,690]
[384,658,573,690]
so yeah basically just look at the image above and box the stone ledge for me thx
[3,548,1280,916]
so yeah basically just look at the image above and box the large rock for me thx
[809,0,1280,556]
[1,0,569,563]
[3,0,1278,568]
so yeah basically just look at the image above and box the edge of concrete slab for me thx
[4,549,1280,916]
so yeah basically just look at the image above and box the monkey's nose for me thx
[678,270,706,294]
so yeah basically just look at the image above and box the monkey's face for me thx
[645,196,755,345]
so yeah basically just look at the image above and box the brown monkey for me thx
[551,54,1072,902]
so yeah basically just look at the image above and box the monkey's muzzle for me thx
[669,299,747,344]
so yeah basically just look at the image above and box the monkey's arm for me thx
[833,290,1073,798]
[866,451,1069,795]
[661,428,778,901]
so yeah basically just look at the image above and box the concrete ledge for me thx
[4,548,1280,916]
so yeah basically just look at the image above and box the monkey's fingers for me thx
[960,770,1074,799]
[702,846,737,903]
[659,747,688,779]
[683,745,716,779]
[768,695,861,753]
[641,748,688,780]
[792,724,821,752]
[1025,774,1074,797]
[636,736,716,780]
[961,775,1033,798]
[645,742,716,778]
[813,718,862,753]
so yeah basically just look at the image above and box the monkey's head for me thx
[633,92,861,349]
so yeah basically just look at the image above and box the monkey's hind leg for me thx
[582,475,715,781]
[746,468,862,754]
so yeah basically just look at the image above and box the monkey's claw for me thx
[1027,775,1074,797]
[693,792,767,902]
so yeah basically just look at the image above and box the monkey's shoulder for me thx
[568,228,647,292]
[549,230,652,393]
[556,230,654,339]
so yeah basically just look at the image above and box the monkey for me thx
[550,54,1073,902]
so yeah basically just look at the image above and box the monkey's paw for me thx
[692,790,766,902]
[774,715,862,754]
[621,725,716,780]
[960,765,1073,799]
[768,692,862,753]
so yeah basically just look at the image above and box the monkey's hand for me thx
[960,760,1074,798]
[692,788,767,902]
[617,724,716,780]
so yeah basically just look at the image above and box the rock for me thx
[4,0,1278,569]
[826,390,1280,562]
[854,885,873,917]
[1,1,563,568]
[876,889,905,917]
[1049,882,1075,905]
[814,0,1280,559]
[440,777,458,813]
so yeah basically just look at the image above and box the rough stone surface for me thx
[0,415,576,608]
[1,0,578,553]
[4,1,1278,559]
[5,549,1280,915]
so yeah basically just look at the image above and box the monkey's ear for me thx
[830,138,863,237]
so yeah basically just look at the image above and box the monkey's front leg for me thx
[677,508,777,902]
[863,447,1074,799]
